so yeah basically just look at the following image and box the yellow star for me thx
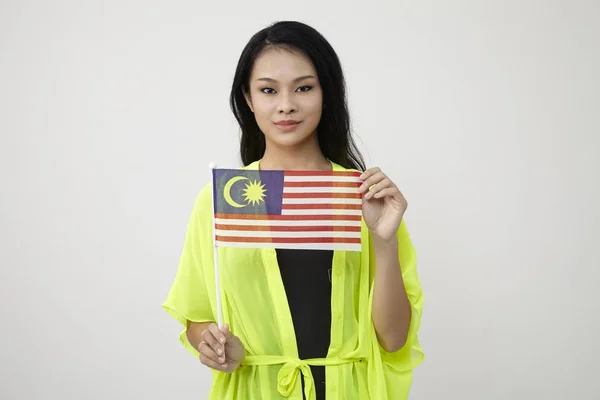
[242,179,267,206]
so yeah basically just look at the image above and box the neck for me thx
[260,136,331,171]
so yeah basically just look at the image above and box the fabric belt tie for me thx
[242,355,364,400]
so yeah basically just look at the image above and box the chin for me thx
[266,131,316,148]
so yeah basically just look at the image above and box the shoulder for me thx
[330,160,361,174]
[194,182,213,208]
[186,183,213,226]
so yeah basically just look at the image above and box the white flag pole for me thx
[209,162,223,328]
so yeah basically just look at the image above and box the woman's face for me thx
[244,48,323,149]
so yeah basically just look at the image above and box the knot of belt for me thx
[242,355,364,400]
[277,358,314,398]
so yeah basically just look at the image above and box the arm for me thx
[358,167,413,353]
[164,185,244,370]
[371,235,412,353]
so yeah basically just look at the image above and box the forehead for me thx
[250,48,317,80]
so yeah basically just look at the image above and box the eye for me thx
[296,86,313,92]
[260,87,277,94]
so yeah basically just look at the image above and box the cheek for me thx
[251,103,275,133]
[302,97,323,120]
[252,100,274,119]
[304,91,323,113]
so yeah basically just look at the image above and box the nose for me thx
[278,92,297,114]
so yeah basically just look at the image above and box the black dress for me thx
[276,248,333,400]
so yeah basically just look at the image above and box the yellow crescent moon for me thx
[224,176,248,208]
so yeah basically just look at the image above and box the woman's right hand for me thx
[197,323,245,373]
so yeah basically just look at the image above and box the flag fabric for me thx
[211,168,363,251]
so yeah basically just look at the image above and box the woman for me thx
[163,21,424,399]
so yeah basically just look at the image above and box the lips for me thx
[274,120,301,132]
[275,120,300,126]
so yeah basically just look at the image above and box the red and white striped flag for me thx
[211,168,363,251]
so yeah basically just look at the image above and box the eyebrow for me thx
[256,75,316,83]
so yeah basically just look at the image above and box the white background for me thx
[1,0,599,399]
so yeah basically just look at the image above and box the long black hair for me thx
[229,21,366,171]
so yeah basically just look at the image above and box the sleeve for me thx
[378,220,424,368]
[162,184,217,358]
[366,219,424,398]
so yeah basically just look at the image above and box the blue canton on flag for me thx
[212,169,285,215]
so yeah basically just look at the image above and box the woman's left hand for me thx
[359,167,407,242]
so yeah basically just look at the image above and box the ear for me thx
[243,89,254,113]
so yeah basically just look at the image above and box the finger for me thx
[198,341,226,365]
[221,324,240,352]
[372,187,403,200]
[201,325,224,357]
[199,349,229,371]
[359,167,381,181]
[221,324,232,339]
[359,172,386,194]
[364,178,393,199]
[360,170,384,186]
[209,323,227,345]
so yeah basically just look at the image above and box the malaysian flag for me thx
[211,168,363,251]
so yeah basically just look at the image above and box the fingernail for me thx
[217,348,223,355]
[220,338,225,344]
